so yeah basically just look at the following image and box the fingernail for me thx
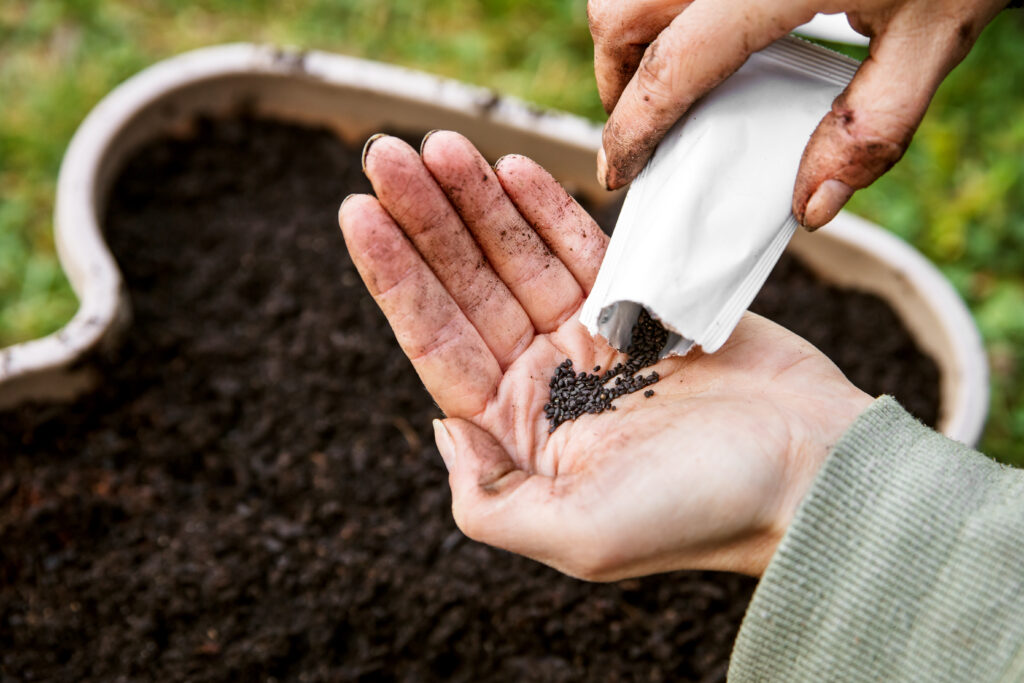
[361,133,387,173]
[433,419,455,472]
[802,179,853,230]
[420,129,441,156]
[493,154,514,171]
[338,194,358,228]
[596,147,609,188]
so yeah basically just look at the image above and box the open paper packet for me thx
[580,37,859,357]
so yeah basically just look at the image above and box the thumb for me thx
[433,417,527,500]
[432,418,538,549]
[794,16,987,229]
[432,418,596,576]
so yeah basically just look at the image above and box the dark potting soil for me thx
[0,116,938,681]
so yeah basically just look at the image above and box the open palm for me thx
[340,131,871,579]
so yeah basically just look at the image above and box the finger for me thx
[340,195,500,417]
[493,154,609,294]
[589,0,691,112]
[422,131,585,333]
[435,417,597,578]
[362,135,533,370]
[794,14,994,229]
[599,0,815,189]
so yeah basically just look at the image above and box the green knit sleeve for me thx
[729,396,1024,682]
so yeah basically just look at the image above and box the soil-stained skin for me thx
[362,135,532,371]
[793,93,911,225]
[421,131,582,334]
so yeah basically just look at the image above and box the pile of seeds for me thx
[545,309,669,432]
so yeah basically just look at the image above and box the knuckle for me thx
[587,0,612,38]
[404,312,461,361]
[832,99,915,145]
[635,38,676,103]
[873,111,918,148]
[822,101,916,187]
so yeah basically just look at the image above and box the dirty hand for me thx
[589,0,1006,228]
[340,131,871,579]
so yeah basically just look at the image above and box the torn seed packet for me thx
[580,36,859,357]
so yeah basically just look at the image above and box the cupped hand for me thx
[589,0,1006,227]
[339,131,871,579]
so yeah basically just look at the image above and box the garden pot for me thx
[0,43,988,445]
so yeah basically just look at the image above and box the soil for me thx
[0,116,938,681]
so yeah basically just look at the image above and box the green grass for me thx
[2,1,1023,463]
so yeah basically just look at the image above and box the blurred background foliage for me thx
[1,1,1022,463]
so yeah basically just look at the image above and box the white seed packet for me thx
[580,37,859,357]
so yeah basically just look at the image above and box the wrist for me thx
[758,384,875,575]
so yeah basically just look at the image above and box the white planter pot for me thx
[0,44,988,446]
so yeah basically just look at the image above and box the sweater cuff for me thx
[729,396,1024,682]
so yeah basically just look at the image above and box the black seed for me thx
[545,308,667,432]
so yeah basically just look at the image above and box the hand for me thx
[589,0,1006,228]
[339,131,872,579]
